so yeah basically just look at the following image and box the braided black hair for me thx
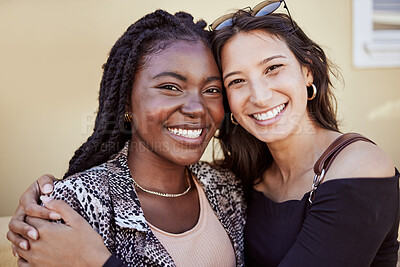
[64,10,211,178]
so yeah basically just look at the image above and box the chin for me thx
[175,155,203,166]
[253,130,290,144]
[172,148,206,165]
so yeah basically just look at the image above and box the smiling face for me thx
[221,30,314,143]
[127,40,224,166]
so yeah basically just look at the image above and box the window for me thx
[353,0,400,68]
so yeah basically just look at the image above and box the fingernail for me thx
[42,184,53,194]
[27,230,38,240]
[40,195,53,204]
[15,252,20,258]
[49,212,62,220]
[19,241,28,250]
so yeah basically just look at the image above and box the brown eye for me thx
[228,79,245,87]
[204,88,222,94]
[265,64,283,74]
[160,84,180,91]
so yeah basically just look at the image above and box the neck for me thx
[127,137,188,194]
[266,121,339,183]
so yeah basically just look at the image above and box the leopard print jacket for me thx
[50,142,246,266]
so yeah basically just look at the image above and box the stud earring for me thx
[307,83,317,100]
[124,112,132,122]
[230,113,239,125]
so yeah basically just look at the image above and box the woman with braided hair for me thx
[7,9,245,267]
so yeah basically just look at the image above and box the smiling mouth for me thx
[252,103,287,121]
[166,127,203,139]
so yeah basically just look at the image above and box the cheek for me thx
[296,83,309,106]
[132,102,167,131]
[142,110,165,128]
[143,97,176,118]
[207,98,225,127]
[226,90,242,114]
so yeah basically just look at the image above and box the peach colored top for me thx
[148,179,236,267]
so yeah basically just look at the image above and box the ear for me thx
[302,65,313,86]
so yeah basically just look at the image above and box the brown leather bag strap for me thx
[314,133,376,175]
[308,133,376,204]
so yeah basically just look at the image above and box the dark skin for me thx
[7,40,224,266]
[136,175,199,233]
[13,197,111,267]
[125,40,223,232]
[128,140,200,233]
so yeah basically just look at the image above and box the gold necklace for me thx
[132,168,192,198]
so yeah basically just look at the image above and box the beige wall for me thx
[1,0,399,216]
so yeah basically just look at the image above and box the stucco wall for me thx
[1,0,399,216]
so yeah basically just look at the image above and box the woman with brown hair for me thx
[210,5,399,265]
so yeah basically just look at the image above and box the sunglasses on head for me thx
[209,0,294,31]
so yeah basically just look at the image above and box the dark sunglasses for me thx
[209,0,294,31]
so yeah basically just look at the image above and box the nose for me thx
[180,93,206,118]
[249,80,273,107]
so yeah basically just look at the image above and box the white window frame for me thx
[353,0,400,68]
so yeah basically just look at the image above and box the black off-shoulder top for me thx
[245,170,400,267]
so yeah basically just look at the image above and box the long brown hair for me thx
[212,12,340,200]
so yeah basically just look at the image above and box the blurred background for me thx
[1,0,399,217]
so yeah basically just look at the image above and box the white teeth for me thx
[167,128,203,139]
[253,104,286,121]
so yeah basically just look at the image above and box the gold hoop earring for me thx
[230,113,239,125]
[308,83,317,100]
[124,112,132,122]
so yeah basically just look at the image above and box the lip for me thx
[249,102,288,126]
[164,124,209,146]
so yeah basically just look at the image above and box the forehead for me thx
[226,30,288,52]
[142,40,217,73]
[221,30,292,68]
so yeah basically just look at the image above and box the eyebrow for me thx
[206,76,222,83]
[258,55,287,66]
[223,55,287,82]
[153,72,221,83]
[223,71,241,82]
[153,72,187,81]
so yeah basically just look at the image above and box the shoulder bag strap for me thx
[308,133,376,204]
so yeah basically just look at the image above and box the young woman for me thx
[211,8,399,267]
[8,1,399,266]
[8,9,246,267]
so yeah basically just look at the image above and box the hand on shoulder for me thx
[324,139,395,181]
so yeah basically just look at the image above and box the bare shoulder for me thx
[324,140,395,181]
